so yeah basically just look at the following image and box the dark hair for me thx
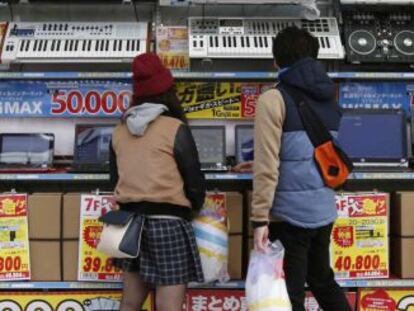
[130,85,187,123]
[272,26,319,68]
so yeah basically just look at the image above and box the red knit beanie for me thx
[132,53,174,98]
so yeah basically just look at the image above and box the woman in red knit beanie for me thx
[110,53,206,311]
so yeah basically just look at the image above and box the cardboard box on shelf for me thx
[28,193,62,240]
[228,235,242,280]
[63,193,82,239]
[247,191,253,237]
[63,241,79,281]
[227,192,243,234]
[30,241,61,281]
[391,237,414,279]
[331,193,389,280]
[392,192,414,237]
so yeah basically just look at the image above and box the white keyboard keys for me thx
[1,22,149,63]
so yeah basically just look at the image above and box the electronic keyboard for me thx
[189,17,345,59]
[1,22,149,64]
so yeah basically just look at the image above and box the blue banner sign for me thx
[0,80,132,118]
[339,82,414,117]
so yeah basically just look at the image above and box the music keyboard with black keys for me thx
[189,17,345,60]
[1,22,149,64]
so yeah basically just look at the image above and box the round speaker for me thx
[394,31,414,56]
[348,30,377,55]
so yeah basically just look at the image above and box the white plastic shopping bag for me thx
[246,240,292,311]
[192,193,229,283]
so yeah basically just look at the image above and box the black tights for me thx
[120,271,186,311]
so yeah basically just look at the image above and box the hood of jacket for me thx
[278,57,335,101]
[124,103,168,136]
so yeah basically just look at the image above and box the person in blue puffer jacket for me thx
[251,26,352,311]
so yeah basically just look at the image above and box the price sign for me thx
[240,83,273,118]
[0,80,132,118]
[78,194,122,282]
[51,89,130,116]
[331,193,389,280]
[156,26,189,71]
[0,193,30,281]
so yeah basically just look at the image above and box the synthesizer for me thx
[1,22,149,64]
[189,17,344,59]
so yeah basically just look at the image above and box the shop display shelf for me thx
[0,281,245,290]
[0,72,132,79]
[0,173,109,181]
[1,279,413,290]
[0,71,413,80]
[328,72,414,80]
[160,0,304,6]
[174,71,414,80]
[0,282,123,290]
[337,278,414,288]
[2,172,414,181]
[350,172,414,180]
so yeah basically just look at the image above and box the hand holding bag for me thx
[97,210,145,258]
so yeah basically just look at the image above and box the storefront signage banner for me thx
[331,193,389,280]
[184,290,356,311]
[359,288,414,311]
[0,80,132,118]
[0,291,154,311]
[339,82,414,117]
[0,80,277,119]
[185,290,247,311]
[177,82,273,119]
[78,194,122,282]
[0,193,31,281]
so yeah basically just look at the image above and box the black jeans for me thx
[269,222,352,311]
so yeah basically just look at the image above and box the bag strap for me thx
[278,84,333,147]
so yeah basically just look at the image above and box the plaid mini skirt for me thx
[114,217,204,286]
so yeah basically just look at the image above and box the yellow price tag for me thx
[0,194,31,280]
[78,194,122,282]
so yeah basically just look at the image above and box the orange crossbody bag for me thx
[280,85,353,189]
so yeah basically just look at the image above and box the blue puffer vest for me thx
[270,58,341,228]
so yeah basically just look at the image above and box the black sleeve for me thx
[173,124,206,211]
[109,140,119,190]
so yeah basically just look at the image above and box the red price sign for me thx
[78,194,121,282]
[160,55,188,70]
[83,257,121,274]
[0,256,23,272]
[335,255,381,272]
[51,90,131,116]
[332,194,389,280]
